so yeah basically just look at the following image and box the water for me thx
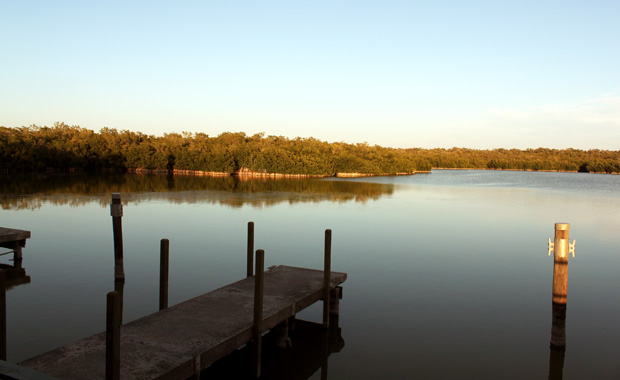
[1,170,619,379]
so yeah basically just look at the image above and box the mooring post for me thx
[0,270,6,361]
[323,229,332,328]
[110,193,125,282]
[159,239,170,311]
[252,249,265,378]
[247,222,254,278]
[548,223,575,350]
[106,291,121,380]
[13,244,23,265]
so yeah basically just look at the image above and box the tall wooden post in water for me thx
[252,249,265,378]
[159,239,170,311]
[106,290,121,380]
[548,223,575,350]
[323,229,332,328]
[0,270,5,361]
[111,194,125,282]
[247,222,254,278]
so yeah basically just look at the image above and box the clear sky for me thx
[2,1,619,150]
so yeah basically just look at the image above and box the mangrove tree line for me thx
[1,123,619,174]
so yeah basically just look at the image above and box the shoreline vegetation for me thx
[2,123,619,176]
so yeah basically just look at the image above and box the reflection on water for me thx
[0,173,394,210]
[4,170,620,378]
[202,319,344,380]
[0,264,30,291]
[548,348,565,380]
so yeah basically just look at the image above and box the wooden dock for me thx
[18,265,347,380]
[0,228,31,262]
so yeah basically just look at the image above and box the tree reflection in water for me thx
[0,173,394,210]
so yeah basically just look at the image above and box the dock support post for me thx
[13,245,23,264]
[273,319,292,349]
[329,286,342,327]
[0,270,6,361]
[247,222,254,278]
[110,193,125,282]
[548,223,575,350]
[159,239,169,311]
[191,355,201,380]
[106,291,121,380]
[252,249,265,378]
[323,229,332,328]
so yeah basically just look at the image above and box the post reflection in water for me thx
[202,319,344,380]
[547,223,574,380]
[548,324,566,380]
[0,263,31,291]
[0,261,31,360]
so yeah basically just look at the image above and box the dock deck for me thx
[0,227,31,261]
[19,265,347,380]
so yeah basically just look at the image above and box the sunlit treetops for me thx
[1,123,619,175]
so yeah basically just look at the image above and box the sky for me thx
[2,1,619,150]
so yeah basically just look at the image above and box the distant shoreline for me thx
[5,167,619,177]
[432,167,619,175]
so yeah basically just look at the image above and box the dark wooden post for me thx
[191,355,201,380]
[548,223,575,350]
[159,239,170,311]
[273,319,291,349]
[0,270,6,361]
[323,229,332,328]
[252,249,265,378]
[110,193,125,282]
[329,286,342,328]
[13,244,23,264]
[106,291,121,380]
[247,222,254,278]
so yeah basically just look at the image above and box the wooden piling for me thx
[549,223,574,350]
[159,239,170,311]
[13,246,23,263]
[106,291,121,380]
[113,280,124,325]
[273,319,291,349]
[110,193,125,282]
[0,270,5,361]
[329,286,342,328]
[252,249,265,378]
[191,355,201,380]
[247,222,254,278]
[323,229,332,328]
[551,223,571,305]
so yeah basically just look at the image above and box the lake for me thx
[1,170,620,379]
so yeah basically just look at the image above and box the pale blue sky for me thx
[2,1,619,149]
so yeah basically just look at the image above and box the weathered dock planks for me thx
[19,265,347,380]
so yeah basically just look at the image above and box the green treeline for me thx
[413,147,620,173]
[1,123,619,174]
[0,123,429,175]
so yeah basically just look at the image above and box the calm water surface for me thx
[1,170,619,379]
